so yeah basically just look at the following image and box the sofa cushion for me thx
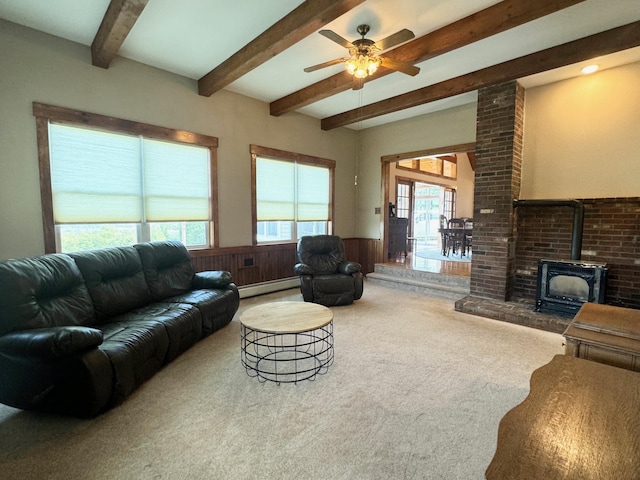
[70,246,153,322]
[110,302,202,362]
[99,319,170,406]
[134,241,195,300]
[311,274,355,306]
[162,287,239,337]
[0,254,95,335]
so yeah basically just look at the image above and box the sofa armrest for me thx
[192,271,233,289]
[0,326,103,361]
[294,263,314,275]
[338,261,361,275]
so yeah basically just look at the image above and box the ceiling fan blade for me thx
[381,57,420,76]
[318,29,354,48]
[374,28,415,51]
[304,57,347,73]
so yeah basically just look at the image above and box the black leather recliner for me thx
[293,235,363,306]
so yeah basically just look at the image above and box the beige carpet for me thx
[0,283,564,480]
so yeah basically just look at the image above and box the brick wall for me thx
[513,198,640,308]
[470,81,524,300]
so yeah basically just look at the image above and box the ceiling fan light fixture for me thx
[345,53,381,79]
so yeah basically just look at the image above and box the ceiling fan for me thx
[304,24,420,89]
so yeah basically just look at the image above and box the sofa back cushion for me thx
[134,241,195,300]
[70,246,153,322]
[0,254,95,335]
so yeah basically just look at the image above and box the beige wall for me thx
[0,20,358,259]
[522,61,640,199]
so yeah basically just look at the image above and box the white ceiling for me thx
[1,0,639,130]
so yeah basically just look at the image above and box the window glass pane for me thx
[58,224,138,252]
[257,221,294,242]
[297,221,327,239]
[149,221,208,247]
[49,124,142,223]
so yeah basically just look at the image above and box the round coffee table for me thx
[240,301,334,384]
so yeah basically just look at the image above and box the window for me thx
[395,180,412,219]
[34,103,218,253]
[251,145,334,244]
[397,155,457,180]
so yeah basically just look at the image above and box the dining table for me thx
[438,222,472,256]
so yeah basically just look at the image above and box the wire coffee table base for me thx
[240,302,334,384]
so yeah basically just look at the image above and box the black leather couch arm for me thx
[192,271,233,289]
[293,263,314,275]
[0,326,103,361]
[338,261,362,275]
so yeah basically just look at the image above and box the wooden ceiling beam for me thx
[270,0,586,116]
[91,0,149,69]
[198,0,365,97]
[321,21,640,130]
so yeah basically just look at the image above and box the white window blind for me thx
[256,157,329,222]
[49,123,210,224]
[49,124,142,223]
[256,158,295,221]
[296,163,330,221]
[143,139,210,222]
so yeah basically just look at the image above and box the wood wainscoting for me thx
[190,238,382,288]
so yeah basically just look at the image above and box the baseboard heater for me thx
[238,277,299,299]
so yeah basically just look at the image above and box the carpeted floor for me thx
[0,283,563,480]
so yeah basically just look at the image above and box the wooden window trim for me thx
[33,102,219,253]
[250,144,336,246]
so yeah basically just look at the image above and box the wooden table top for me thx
[240,301,333,334]
[486,354,640,479]
[567,303,640,341]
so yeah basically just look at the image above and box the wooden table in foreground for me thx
[564,302,640,372]
[486,354,640,480]
[240,301,334,384]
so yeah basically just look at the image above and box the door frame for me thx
[380,143,475,260]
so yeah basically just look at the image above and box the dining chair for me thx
[447,218,466,256]
[463,219,473,255]
[439,215,449,256]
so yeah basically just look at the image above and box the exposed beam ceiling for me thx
[3,1,640,131]
[321,21,640,130]
[91,0,149,69]
[197,0,365,97]
[270,0,587,117]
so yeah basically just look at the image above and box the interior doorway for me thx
[395,180,456,253]
[380,142,476,263]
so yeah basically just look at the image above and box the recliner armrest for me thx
[0,326,103,361]
[338,261,361,275]
[294,263,314,275]
[192,271,233,289]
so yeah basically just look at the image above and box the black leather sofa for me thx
[0,241,239,417]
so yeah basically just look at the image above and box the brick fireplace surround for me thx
[455,81,640,333]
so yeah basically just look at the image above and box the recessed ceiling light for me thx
[581,65,599,75]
